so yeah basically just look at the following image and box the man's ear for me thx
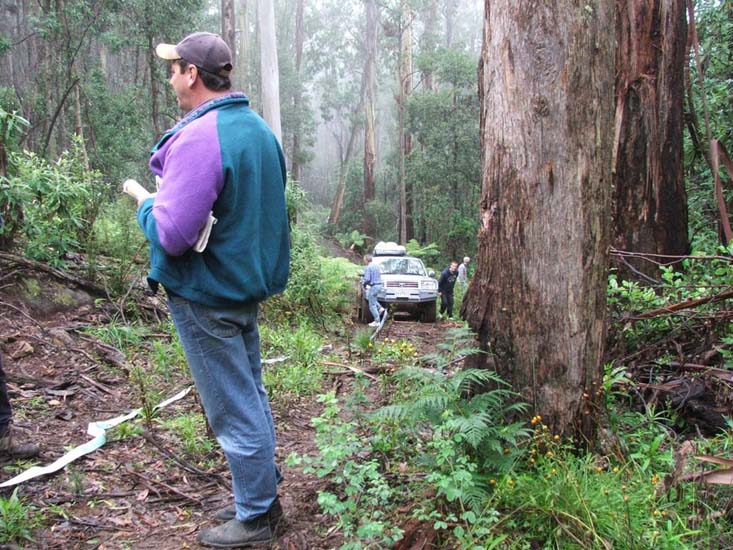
[187,65,198,87]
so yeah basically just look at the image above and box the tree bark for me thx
[291,0,305,183]
[363,0,378,237]
[443,0,458,47]
[258,0,282,143]
[234,0,249,91]
[421,0,437,92]
[398,3,414,243]
[613,0,689,279]
[464,1,615,441]
[222,0,237,68]
[148,33,161,139]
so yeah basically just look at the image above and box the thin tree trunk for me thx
[258,0,282,143]
[291,0,305,182]
[148,33,161,138]
[464,0,615,441]
[398,3,414,243]
[421,0,437,92]
[328,73,367,227]
[222,0,237,68]
[613,0,689,279]
[444,0,458,47]
[235,0,249,91]
[73,80,89,169]
[363,0,378,237]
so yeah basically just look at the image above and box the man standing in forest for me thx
[438,261,459,318]
[132,32,289,547]
[457,256,470,288]
[362,254,384,326]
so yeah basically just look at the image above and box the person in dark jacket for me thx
[438,261,459,318]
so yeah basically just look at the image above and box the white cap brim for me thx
[155,43,180,60]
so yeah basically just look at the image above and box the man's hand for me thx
[122,179,154,207]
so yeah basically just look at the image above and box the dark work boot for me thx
[197,515,272,548]
[214,496,283,529]
[0,427,40,459]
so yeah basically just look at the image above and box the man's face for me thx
[450,262,458,272]
[169,62,194,111]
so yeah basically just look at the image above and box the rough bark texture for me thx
[363,0,378,237]
[464,0,615,440]
[613,0,689,279]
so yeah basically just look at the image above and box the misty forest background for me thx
[0,0,484,263]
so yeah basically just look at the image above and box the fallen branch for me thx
[322,360,379,381]
[0,251,106,296]
[78,373,118,397]
[124,467,202,504]
[623,287,733,321]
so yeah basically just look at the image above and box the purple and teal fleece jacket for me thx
[137,93,290,307]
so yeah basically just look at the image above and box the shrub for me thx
[1,139,103,264]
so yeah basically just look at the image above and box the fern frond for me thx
[371,404,410,422]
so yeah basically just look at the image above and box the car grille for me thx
[386,281,419,288]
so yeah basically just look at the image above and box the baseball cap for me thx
[156,32,233,77]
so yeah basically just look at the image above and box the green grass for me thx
[0,489,40,545]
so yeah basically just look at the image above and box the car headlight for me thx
[421,280,438,290]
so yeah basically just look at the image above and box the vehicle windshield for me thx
[375,257,427,276]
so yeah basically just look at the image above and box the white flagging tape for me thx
[0,386,192,488]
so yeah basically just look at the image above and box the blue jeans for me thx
[366,284,382,321]
[167,296,278,521]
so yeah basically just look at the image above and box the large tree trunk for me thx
[362,0,378,237]
[464,1,615,440]
[613,0,689,279]
[258,0,282,143]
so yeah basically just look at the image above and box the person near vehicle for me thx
[362,254,384,327]
[133,32,289,548]
[438,261,459,318]
[457,256,470,288]
[0,215,40,460]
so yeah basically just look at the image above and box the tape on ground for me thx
[0,386,192,488]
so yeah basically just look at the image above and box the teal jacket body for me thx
[138,93,290,307]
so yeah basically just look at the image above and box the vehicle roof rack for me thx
[373,241,406,256]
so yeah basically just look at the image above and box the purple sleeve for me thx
[150,115,224,256]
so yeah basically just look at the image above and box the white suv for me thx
[358,242,438,323]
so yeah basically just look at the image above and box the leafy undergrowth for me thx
[289,324,733,549]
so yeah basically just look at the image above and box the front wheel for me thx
[420,300,437,323]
